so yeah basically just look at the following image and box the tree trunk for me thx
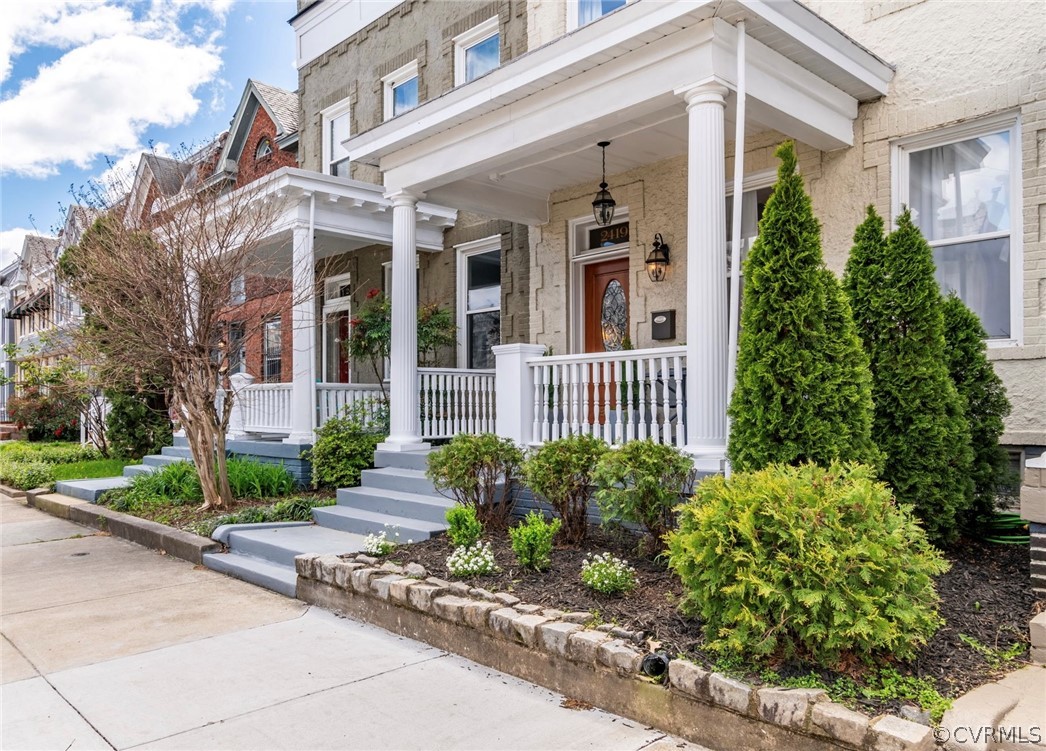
[174,367,232,511]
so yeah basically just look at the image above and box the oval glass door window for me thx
[600,279,627,351]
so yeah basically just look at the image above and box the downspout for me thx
[725,20,747,476]
[308,192,318,438]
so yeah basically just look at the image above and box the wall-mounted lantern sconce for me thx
[591,141,616,227]
[645,233,670,282]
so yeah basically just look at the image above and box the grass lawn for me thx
[51,459,139,481]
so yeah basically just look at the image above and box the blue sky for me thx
[0,0,298,266]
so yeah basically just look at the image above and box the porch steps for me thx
[161,446,196,460]
[373,449,430,471]
[202,524,369,598]
[54,476,130,502]
[311,504,447,542]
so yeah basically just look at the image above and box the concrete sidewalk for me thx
[0,492,704,751]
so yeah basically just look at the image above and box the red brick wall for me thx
[235,107,297,188]
[219,282,294,383]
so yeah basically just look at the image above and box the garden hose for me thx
[981,512,1029,545]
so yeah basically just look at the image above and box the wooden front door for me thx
[584,257,629,353]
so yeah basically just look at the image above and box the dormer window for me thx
[255,138,273,160]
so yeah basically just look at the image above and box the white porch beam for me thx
[379,191,429,452]
[682,81,729,469]
[427,180,550,227]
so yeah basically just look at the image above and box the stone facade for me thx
[524,0,1045,452]
[297,0,532,376]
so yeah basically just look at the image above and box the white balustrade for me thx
[316,383,386,428]
[240,383,293,434]
[528,347,686,446]
[418,367,496,439]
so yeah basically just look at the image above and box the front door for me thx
[584,257,629,353]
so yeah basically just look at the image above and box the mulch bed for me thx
[388,528,1042,707]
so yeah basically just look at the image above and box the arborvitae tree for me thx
[728,142,878,472]
[843,207,974,545]
[941,293,1012,531]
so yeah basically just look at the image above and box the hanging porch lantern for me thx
[645,233,670,282]
[592,141,616,227]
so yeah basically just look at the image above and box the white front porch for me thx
[328,0,890,465]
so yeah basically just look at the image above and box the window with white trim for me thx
[456,237,501,369]
[454,17,500,86]
[570,0,627,29]
[895,116,1021,342]
[383,61,419,120]
[321,99,351,178]
[263,315,282,383]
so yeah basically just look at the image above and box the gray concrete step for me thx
[160,446,195,459]
[225,525,368,568]
[143,454,191,468]
[373,449,431,472]
[123,464,159,477]
[338,485,455,524]
[312,504,446,541]
[54,476,130,503]
[202,551,297,598]
[360,467,439,496]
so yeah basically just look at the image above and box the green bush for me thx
[522,434,608,544]
[941,294,1013,531]
[445,504,483,548]
[665,462,948,665]
[844,207,974,545]
[197,496,335,537]
[427,433,523,530]
[104,388,172,459]
[592,439,695,545]
[508,511,561,571]
[0,460,56,490]
[0,442,100,464]
[728,142,879,472]
[305,401,387,489]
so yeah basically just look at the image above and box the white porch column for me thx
[682,82,729,469]
[492,343,546,446]
[379,191,428,451]
[285,222,317,444]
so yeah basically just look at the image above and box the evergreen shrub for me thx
[665,463,948,665]
[844,207,974,544]
[508,511,560,571]
[591,439,695,545]
[445,504,483,548]
[522,434,608,544]
[305,401,387,489]
[941,294,1013,531]
[104,388,172,459]
[728,142,878,472]
[427,433,523,530]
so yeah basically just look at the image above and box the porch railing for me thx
[527,347,686,446]
[240,383,292,434]
[316,383,386,427]
[418,367,496,439]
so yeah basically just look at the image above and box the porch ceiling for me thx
[344,0,893,225]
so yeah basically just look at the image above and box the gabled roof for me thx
[143,154,193,196]
[217,80,300,173]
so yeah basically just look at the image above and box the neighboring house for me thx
[251,0,1042,477]
[0,260,19,422]
[122,80,302,387]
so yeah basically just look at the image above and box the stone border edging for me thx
[296,552,935,751]
[25,489,221,565]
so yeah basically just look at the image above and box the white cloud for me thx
[0,228,32,268]
[0,1,227,178]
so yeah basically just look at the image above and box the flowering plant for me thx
[446,541,499,578]
[362,526,409,555]
[580,553,637,595]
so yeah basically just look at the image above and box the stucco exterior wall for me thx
[527,0,1044,447]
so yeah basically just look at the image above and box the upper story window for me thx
[454,17,500,86]
[894,114,1021,343]
[321,99,351,178]
[230,275,246,304]
[255,138,272,160]
[572,0,627,28]
[383,61,419,120]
